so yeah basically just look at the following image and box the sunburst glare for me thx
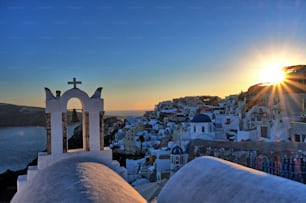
[260,64,285,84]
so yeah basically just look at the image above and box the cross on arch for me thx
[68,77,82,88]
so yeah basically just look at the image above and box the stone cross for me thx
[68,77,82,88]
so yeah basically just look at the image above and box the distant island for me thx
[0,103,45,127]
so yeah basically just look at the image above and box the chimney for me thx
[56,90,61,98]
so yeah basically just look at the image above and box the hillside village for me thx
[104,65,306,193]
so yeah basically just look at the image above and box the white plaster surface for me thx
[158,156,306,203]
[45,87,104,155]
[12,157,146,203]
[37,149,113,170]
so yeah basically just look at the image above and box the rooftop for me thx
[12,157,146,203]
[191,114,212,123]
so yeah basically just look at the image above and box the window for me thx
[294,134,301,142]
[201,126,205,133]
[225,118,231,124]
[175,156,179,164]
[261,126,268,138]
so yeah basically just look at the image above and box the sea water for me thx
[0,127,46,173]
[0,125,78,173]
[105,110,146,117]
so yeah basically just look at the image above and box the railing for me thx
[247,156,306,183]
[198,147,306,184]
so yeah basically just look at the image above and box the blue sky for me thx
[1,0,306,110]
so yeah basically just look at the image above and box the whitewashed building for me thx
[189,114,215,140]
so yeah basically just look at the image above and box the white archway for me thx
[45,78,104,154]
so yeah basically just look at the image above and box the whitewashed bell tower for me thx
[15,79,126,193]
[45,77,105,154]
[170,145,186,175]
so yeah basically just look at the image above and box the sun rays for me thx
[246,65,305,119]
[242,42,306,118]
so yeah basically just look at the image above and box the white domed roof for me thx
[158,156,306,203]
[12,157,146,203]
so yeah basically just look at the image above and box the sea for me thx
[0,110,146,173]
[105,110,146,117]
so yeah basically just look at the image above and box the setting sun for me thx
[260,65,285,84]
[256,58,291,84]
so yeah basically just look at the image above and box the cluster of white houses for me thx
[113,65,306,184]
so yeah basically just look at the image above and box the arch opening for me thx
[65,98,85,152]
